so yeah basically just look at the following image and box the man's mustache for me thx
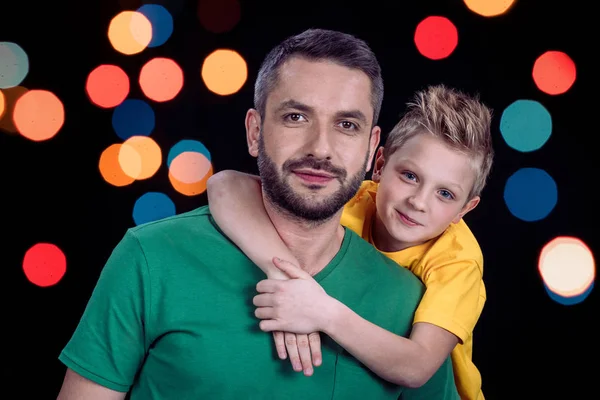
[283,157,347,180]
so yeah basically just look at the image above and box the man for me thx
[57,28,458,399]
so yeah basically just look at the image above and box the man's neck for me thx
[263,196,345,276]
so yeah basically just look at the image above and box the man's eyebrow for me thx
[274,99,314,114]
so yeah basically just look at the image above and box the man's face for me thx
[247,57,380,222]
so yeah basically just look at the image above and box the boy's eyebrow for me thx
[446,181,465,194]
[275,100,368,125]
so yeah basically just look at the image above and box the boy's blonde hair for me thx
[383,84,494,199]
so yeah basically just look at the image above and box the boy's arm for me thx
[255,259,459,388]
[327,303,458,388]
[206,170,300,278]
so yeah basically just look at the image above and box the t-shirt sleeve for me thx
[340,180,377,237]
[58,229,151,392]
[398,356,460,400]
[413,259,483,344]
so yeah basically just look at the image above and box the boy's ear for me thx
[372,147,386,182]
[452,196,480,224]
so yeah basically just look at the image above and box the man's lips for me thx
[293,169,336,184]
[396,210,421,227]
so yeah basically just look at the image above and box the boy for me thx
[207,84,493,400]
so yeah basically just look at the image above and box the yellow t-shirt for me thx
[341,180,486,400]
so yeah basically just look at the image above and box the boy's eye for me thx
[402,171,417,181]
[439,190,454,200]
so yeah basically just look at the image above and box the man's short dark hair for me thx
[254,28,384,125]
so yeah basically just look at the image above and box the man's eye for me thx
[340,121,357,130]
[285,113,305,122]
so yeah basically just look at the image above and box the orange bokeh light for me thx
[169,165,213,196]
[13,89,65,141]
[86,64,130,108]
[99,143,135,187]
[0,85,28,133]
[139,57,184,102]
[532,51,576,95]
[463,0,515,17]
[169,151,211,183]
[108,11,152,55]
[168,151,213,196]
[118,135,162,180]
[0,90,5,119]
[201,49,247,96]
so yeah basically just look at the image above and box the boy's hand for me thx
[272,331,322,376]
[254,257,331,333]
[265,259,322,376]
[254,257,336,377]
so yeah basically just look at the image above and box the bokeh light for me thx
[23,243,67,287]
[118,135,162,180]
[108,11,152,55]
[167,139,212,166]
[13,90,65,142]
[0,90,5,119]
[201,49,247,96]
[0,42,29,89]
[500,99,552,152]
[133,192,176,225]
[168,140,213,196]
[99,144,135,187]
[137,4,173,47]
[539,237,595,305]
[504,167,557,222]
[169,159,213,196]
[86,65,130,108]
[0,86,28,133]
[414,16,458,60]
[463,0,516,17]
[532,51,576,95]
[197,0,241,33]
[139,57,184,102]
[112,99,155,140]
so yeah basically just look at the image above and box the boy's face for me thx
[372,133,480,251]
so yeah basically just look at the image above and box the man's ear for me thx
[371,147,386,182]
[365,126,381,173]
[246,109,261,157]
[452,196,480,224]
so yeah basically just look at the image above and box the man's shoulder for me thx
[128,205,222,243]
[345,228,424,289]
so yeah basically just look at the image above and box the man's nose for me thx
[304,122,333,160]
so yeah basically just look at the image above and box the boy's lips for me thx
[395,210,421,227]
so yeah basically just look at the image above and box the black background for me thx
[2,0,595,398]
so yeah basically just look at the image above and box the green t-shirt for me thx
[59,206,458,399]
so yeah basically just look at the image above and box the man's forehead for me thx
[267,58,374,119]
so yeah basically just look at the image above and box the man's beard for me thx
[257,135,369,224]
